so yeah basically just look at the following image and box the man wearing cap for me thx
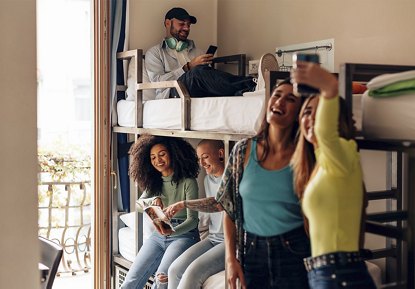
[145,7,258,99]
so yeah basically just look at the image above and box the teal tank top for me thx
[239,138,303,236]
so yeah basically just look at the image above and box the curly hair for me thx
[128,134,199,196]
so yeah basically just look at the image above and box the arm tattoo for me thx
[185,197,223,213]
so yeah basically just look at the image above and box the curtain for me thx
[110,0,131,212]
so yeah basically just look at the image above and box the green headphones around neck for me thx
[165,37,188,52]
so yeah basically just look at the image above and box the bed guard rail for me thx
[116,50,248,131]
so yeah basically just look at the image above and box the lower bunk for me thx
[114,211,383,289]
[114,212,225,289]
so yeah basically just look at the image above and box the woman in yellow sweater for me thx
[291,62,376,289]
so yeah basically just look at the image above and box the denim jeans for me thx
[307,261,376,289]
[243,226,310,289]
[121,221,199,289]
[175,65,255,97]
[168,237,225,289]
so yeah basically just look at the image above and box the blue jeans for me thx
[308,261,376,289]
[168,237,225,289]
[121,222,199,289]
[243,226,310,289]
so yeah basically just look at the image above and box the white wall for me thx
[0,0,39,288]
[217,0,415,69]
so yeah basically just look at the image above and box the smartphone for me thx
[206,45,217,55]
[292,53,320,97]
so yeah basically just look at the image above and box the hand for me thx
[227,258,246,289]
[151,197,163,209]
[164,201,185,219]
[291,61,338,99]
[188,53,214,69]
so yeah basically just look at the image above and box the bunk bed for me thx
[111,49,290,289]
[112,48,415,289]
[340,63,415,289]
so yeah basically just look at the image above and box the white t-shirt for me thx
[204,174,224,243]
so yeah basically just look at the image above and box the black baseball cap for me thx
[165,7,197,24]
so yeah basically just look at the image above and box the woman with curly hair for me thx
[121,134,200,289]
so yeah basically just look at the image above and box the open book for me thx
[143,205,175,232]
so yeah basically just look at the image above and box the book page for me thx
[144,206,175,231]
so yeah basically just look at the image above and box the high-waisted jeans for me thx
[121,219,199,289]
[243,226,311,289]
[307,260,376,289]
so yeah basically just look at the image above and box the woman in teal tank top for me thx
[217,79,311,289]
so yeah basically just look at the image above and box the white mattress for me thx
[118,227,136,263]
[117,94,265,134]
[202,270,225,289]
[362,91,415,141]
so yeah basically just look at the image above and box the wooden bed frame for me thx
[112,50,415,288]
[111,49,290,289]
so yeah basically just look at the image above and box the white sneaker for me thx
[255,53,279,91]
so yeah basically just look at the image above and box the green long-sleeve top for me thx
[137,175,199,236]
[302,96,364,257]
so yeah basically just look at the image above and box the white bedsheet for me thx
[117,94,265,135]
[202,270,225,289]
[362,91,415,141]
[118,227,136,263]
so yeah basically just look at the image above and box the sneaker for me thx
[255,53,279,91]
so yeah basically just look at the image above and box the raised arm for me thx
[292,62,355,174]
[291,61,338,100]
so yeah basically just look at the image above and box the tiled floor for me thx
[53,272,92,289]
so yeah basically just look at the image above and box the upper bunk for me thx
[113,49,290,153]
[339,62,415,148]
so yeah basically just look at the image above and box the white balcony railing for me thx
[38,154,91,275]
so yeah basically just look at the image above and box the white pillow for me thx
[125,59,156,102]
[119,212,136,228]
[367,70,415,90]
[119,212,155,241]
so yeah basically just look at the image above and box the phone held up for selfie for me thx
[206,45,218,55]
[292,53,320,97]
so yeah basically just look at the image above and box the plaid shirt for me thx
[216,138,249,265]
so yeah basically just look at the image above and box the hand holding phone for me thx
[292,53,320,97]
[206,45,217,55]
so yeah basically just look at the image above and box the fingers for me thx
[193,54,214,66]
[228,278,236,289]
[152,197,163,209]
[163,205,177,219]
[239,273,247,289]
